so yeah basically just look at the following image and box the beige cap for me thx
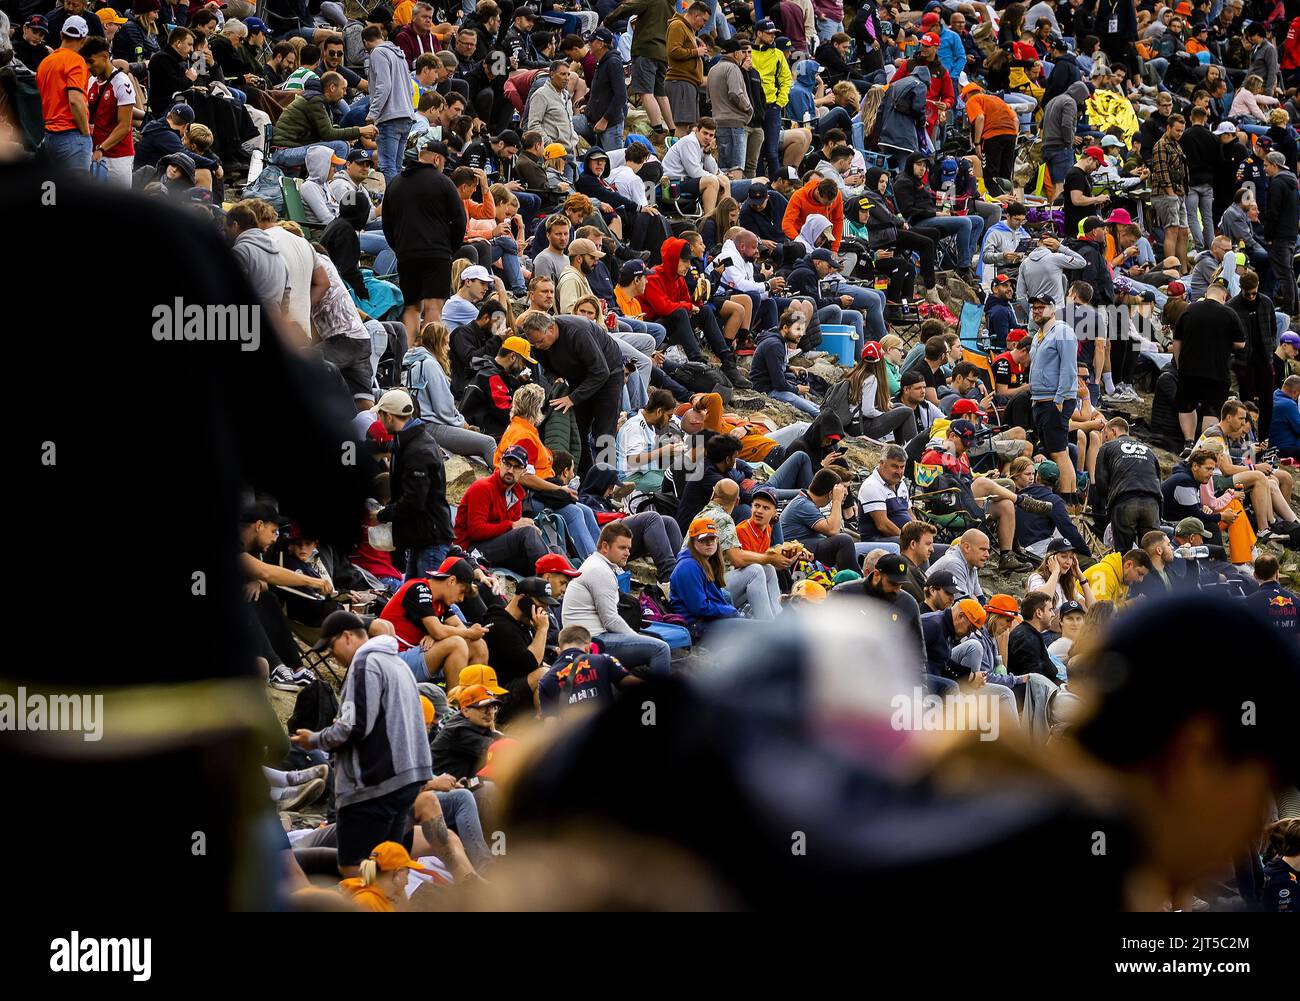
[568,237,605,259]
[374,389,414,417]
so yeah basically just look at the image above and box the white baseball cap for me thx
[61,14,89,37]
[460,265,492,284]
[1213,121,1237,136]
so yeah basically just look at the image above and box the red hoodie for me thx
[890,60,955,132]
[1284,17,1300,71]
[639,237,695,320]
[453,471,523,547]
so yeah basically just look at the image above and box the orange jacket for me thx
[463,190,498,239]
[782,177,843,250]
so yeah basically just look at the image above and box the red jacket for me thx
[890,60,954,131]
[453,471,523,547]
[1284,17,1300,71]
[640,236,695,320]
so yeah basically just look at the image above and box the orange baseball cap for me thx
[791,579,827,602]
[419,694,436,727]
[458,664,508,696]
[368,841,447,881]
[477,737,520,780]
[687,517,719,539]
[956,597,987,628]
[984,594,1021,619]
[456,684,502,711]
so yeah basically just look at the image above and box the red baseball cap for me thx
[1166,280,1186,296]
[1012,41,1038,61]
[922,11,940,25]
[921,31,941,46]
[951,398,986,417]
[1082,145,1107,163]
[992,273,1012,285]
[535,553,581,577]
[1008,328,1028,344]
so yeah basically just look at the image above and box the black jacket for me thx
[1065,236,1115,305]
[381,162,467,261]
[147,47,190,118]
[462,355,523,440]
[1093,435,1164,511]
[1227,290,1279,367]
[585,51,628,127]
[531,316,623,405]
[1180,124,1221,187]
[893,153,939,224]
[1041,52,1082,108]
[1262,168,1299,241]
[851,575,926,663]
[430,713,498,779]
[377,418,453,551]
[1007,622,1056,681]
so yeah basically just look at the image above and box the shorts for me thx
[1151,194,1189,229]
[992,432,1026,461]
[715,125,748,172]
[677,175,703,198]
[630,56,667,97]
[335,780,422,868]
[1174,375,1228,419]
[397,256,451,306]
[397,643,429,682]
[319,334,375,399]
[666,79,700,123]
[1212,473,1236,493]
[1032,399,1072,454]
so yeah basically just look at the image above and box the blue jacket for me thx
[1160,463,1206,527]
[1013,483,1090,553]
[1027,321,1077,405]
[877,65,930,153]
[937,26,966,84]
[1270,389,1300,451]
[669,550,741,625]
[920,607,967,680]
[750,330,793,395]
[786,60,819,122]
[984,295,1015,350]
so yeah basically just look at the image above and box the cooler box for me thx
[818,324,857,366]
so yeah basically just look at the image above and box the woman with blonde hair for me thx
[337,841,448,912]
[845,341,915,441]
[668,516,742,633]
[495,383,602,558]
[1229,75,1278,129]
[879,333,906,396]
[402,321,497,467]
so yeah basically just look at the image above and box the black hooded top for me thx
[789,411,848,467]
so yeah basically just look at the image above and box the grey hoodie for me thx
[706,55,752,128]
[1042,80,1090,152]
[1016,242,1086,305]
[402,346,466,427]
[232,228,290,313]
[300,145,341,227]
[367,39,416,124]
[877,64,930,154]
[1218,202,1263,254]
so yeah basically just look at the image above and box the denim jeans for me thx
[435,788,491,870]
[341,95,370,126]
[621,317,668,347]
[854,540,901,560]
[44,130,93,172]
[924,214,984,266]
[270,140,349,168]
[716,126,748,173]
[376,118,411,184]
[515,191,542,228]
[491,235,526,293]
[825,281,886,343]
[554,501,600,559]
[1184,183,1215,252]
[766,449,814,495]
[761,105,783,178]
[595,631,673,677]
[814,16,842,42]
[770,390,822,416]
[706,0,733,39]
[407,542,452,580]
[726,562,782,619]
[359,230,391,257]
[597,123,624,152]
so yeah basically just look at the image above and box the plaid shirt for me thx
[1150,132,1188,195]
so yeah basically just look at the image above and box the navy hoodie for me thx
[751,330,794,394]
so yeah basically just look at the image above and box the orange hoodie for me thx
[338,878,397,912]
[782,178,843,250]
[463,189,498,240]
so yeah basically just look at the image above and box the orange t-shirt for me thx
[736,518,771,554]
[966,93,1018,140]
[36,47,89,134]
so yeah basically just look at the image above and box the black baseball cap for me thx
[925,569,959,593]
[1081,215,1107,233]
[751,486,779,506]
[874,554,910,584]
[240,500,286,525]
[949,419,977,444]
[1028,293,1056,305]
[347,148,375,163]
[1059,600,1086,618]
[516,576,560,606]
[810,247,841,268]
[746,183,769,201]
[515,4,537,17]
[719,37,751,52]
[311,610,370,651]
[1045,537,1076,554]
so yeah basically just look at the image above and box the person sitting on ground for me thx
[462,333,534,440]
[378,556,491,684]
[537,624,643,719]
[698,479,789,621]
[453,445,550,576]
[1083,548,1152,607]
[482,576,559,727]
[670,516,744,632]
[429,684,503,781]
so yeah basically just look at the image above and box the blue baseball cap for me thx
[619,259,648,281]
[244,16,269,34]
[500,444,530,467]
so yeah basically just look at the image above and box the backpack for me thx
[287,677,339,735]
[617,591,644,630]
[669,360,734,403]
[822,379,852,430]
[638,586,690,630]
[533,507,571,554]
[245,161,287,216]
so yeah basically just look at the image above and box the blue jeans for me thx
[341,95,370,126]
[761,105,783,178]
[515,190,542,227]
[621,316,668,346]
[825,281,886,343]
[766,449,814,495]
[597,123,624,151]
[770,390,822,416]
[270,140,350,168]
[716,126,748,173]
[595,631,672,677]
[925,214,984,265]
[491,235,526,293]
[376,118,411,184]
[43,130,92,171]
[435,788,491,870]
[555,501,601,560]
[814,16,841,42]
[706,0,733,39]
[1043,146,1073,185]
[855,540,901,560]
[407,542,452,580]
[359,230,390,257]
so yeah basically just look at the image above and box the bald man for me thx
[697,478,788,620]
[927,529,992,603]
